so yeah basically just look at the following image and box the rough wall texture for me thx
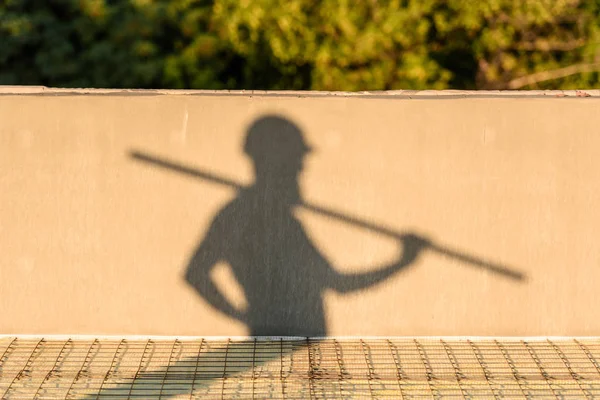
[1,88,599,336]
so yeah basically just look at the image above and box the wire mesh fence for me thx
[1,337,600,399]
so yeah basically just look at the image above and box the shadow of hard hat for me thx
[244,115,313,159]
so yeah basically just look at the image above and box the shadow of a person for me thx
[71,115,433,399]
[185,115,430,337]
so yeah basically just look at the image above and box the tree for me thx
[1,0,599,90]
[0,0,235,88]
[217,0,600,90]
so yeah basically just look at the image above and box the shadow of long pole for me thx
[129,150,526,282]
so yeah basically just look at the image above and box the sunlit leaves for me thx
[1,0,598,89]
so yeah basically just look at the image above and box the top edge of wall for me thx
[1,86,599,99]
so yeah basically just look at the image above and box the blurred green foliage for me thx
[1,0,599,90]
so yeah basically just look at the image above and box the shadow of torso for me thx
[186,187,330,336]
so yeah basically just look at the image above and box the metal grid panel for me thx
[1,337,600,399]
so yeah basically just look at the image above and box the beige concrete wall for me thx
[1,88,599,336]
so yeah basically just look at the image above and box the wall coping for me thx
[1,85,599,98]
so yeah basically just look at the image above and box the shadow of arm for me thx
[331,234,429,293]
[184,228,246,322]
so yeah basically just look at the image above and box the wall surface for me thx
[1,88,599,336]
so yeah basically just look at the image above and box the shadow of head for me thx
[244,116,312,204]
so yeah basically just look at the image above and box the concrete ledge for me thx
[1,85,599,98]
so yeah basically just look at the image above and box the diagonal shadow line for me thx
[70,338,322,399]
